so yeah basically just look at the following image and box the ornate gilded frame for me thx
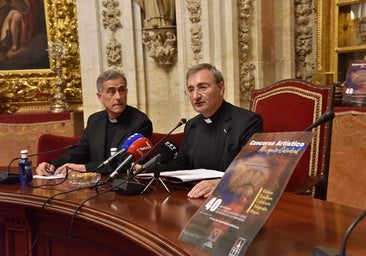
[0,0,82,114]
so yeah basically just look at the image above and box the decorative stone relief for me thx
[136,0,176,29]
[186,0,202,63]
[295,0,315,81]
[142,29,177,67]
[238,0,254,102]
[137,0,178,68]
[102,0,123,69]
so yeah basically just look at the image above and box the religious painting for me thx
[0,0,82,113]
[0,0,49,70]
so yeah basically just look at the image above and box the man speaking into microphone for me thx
[36,70,152,176]
[157,63,263,199]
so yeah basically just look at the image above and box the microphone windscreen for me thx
[179,118,187,126]
[157,141,178,164]
[121,133,143,150]
[127,137,153,160]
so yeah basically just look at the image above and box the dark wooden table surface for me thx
[0,176,365,255]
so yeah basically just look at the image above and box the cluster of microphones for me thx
[97,131,179,181]
[0,118,186,188]
[96,118,187,179]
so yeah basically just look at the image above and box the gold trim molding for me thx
[0,0,82,114]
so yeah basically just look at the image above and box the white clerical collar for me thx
[109,118,118,123]
[204,118,212,124]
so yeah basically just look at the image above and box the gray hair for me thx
[185,63,224,85]
[96,70,127,92]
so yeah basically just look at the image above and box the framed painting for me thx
[0,0,82,113]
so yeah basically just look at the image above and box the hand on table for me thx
[187,179,220,199]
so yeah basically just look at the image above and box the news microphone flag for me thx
[96,133,143,169]
[109,136,153,179]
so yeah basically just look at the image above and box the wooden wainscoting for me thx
[0,111,83,167]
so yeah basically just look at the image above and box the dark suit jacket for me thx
[161,101,263,172]
[51,106,153,172]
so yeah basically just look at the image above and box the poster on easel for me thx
[179,132,314,256]
[342,59,366,106]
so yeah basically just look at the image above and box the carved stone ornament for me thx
[102,0,123,69]
[294,0,315,81]
[238,0,255,102]
[0,0,82,114]
[142,28,178,67]
[186,0,202,63]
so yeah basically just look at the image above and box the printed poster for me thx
[342,59,366,106]
[179,132,314,256]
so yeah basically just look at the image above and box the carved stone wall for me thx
[75,0,310,131]
[294,0,316,82]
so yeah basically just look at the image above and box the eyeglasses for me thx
[187,83,211,95]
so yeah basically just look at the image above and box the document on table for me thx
[33,174,65,179]
[136,169,224,183]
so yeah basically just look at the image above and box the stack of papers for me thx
[136,169,224,183]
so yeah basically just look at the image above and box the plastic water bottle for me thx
[108,147,118,174]
[18,149,33,183]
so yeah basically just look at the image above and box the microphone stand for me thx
[111,119,186,196]
[141,155,170,195]
[111,157,147,196]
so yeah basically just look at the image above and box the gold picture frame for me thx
[0,0,82,113]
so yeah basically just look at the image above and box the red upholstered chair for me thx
[250,79,335,199]
[37,134,81,165]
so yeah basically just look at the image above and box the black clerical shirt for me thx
[160,101,263,172]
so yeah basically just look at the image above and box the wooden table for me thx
[0,178,365,256]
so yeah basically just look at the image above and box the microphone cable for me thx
[25,136,149,254]
[25,166,109,255]
[65,169,150,256]
[339,209,366,256]
[26,165,87,189]
[0,145,74,184]
[64,119,187,254]
[6,144,74,172]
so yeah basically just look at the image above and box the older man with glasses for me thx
[159,63,263,199]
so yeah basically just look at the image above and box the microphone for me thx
[159,141,179,163]
[305,110,335,131]
[0,144,75,184]
[110,137,153,195]
[137,141,178,174]
[111,118,186,196]
[136,141,179,195]
[109,137,153,179]
[140,155,162,172]
[96,133,143,169]
[133,118,186,166]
